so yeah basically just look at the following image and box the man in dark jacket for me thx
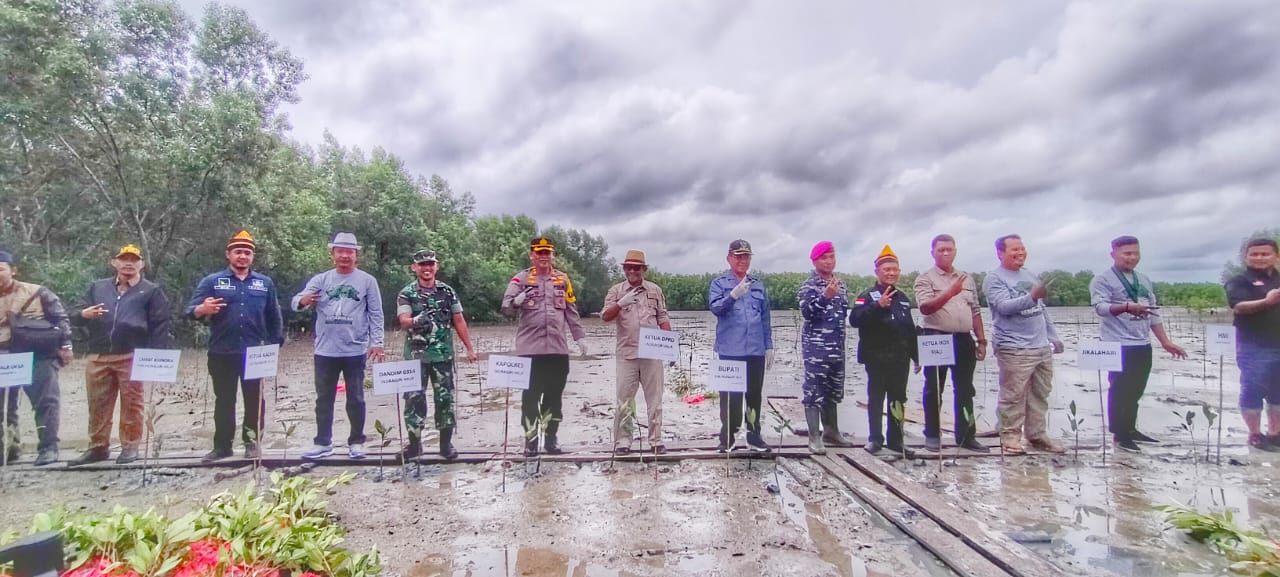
[69,244,174,465]
[849,245,919,457]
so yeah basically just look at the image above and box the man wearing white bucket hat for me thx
[293,232,385,460]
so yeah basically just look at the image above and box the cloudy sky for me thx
[180,0,1277,281]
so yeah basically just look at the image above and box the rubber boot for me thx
[822,404,854,447]
[439,427,459,460]
[805,407,826,455]
[401,432,422,462]
[543,420,563,454]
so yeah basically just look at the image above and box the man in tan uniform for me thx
[602,250,671,454]
[501,237,588,456]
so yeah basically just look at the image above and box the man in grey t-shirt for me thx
[293,232,385,460]
[983,234,1065,456]
[1089,236,1186,453]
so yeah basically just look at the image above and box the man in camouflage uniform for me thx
[397,249,477,460]
[797,241,851,455]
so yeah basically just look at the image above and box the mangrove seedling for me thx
[766,403,793,493]
[611,401,636,471]
[373,419,396,481]
[1064,400,1085,463]
[1201,404,1218,464]
[889,401,907,460]
[523,409,555,475]
[276,418,298,463]
[1176,409,1197,461]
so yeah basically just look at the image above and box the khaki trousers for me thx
[85,353,145,451]
[995,347,1054,447]
[612,358,664,448]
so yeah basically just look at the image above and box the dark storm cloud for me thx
[183,0,1280,280]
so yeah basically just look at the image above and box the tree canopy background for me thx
[0,0,1242,345]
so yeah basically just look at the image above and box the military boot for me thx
[439,428,459,461]
[400,432,422,462]
[805,407,826,455]
[822,404,855,447]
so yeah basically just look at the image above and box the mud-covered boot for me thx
[805,407,826,455]
[439,428,459,461]
[822,404,855,447]
[400,433,422,462]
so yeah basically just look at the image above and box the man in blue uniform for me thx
[849,245,918,457]
[709,239,774,453]
[185,230,284,462]
[797,241,851,455]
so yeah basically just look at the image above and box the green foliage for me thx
[0,0,616,341]
[1158,504,1280,575]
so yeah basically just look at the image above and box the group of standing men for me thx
[1,230,1278,464]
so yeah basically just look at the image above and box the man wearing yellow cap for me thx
[185,230,284,462]
[849,245,919,457]
[68,244,174,466]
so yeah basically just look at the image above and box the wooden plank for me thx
[809,454,1018,577]
[837,450,1066,577]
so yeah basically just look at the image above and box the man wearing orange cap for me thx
[797,241,850,455]
[186,230,284,462]
[501,236,588,456]
[602,249,671,454]
[69,244,174,466]
[849,245,919,457]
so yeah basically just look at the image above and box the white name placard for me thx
[917,334,956,367]
[0,352,33,389]
[638,328,680,362]
[1205,324,1235,357]
[487,355,532,390]
[243,344,280,380]
[372,360,422,396]
[1078,341,1124,371]
[711,358,748,393]
[129,349,181,383]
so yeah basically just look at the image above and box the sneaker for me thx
[863,441,883,454]
[116,448,140,464]
[1131,431,1160,444]
[1028,438,1067,454]
[348,443,366,460]
[960,438,991,453]
[715,436,737,453]
[745,434,771,453]
[301,445,334,460]
[201,448,233,463]
[1116,438,1142,453]
[924,437,941,452]
[34,449,59,466]
[68,447,111,467]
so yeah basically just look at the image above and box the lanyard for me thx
[1111,267,1148,303]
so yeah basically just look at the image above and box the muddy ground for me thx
[0,307,1269,576]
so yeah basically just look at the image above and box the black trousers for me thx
[522,354,570,437]
[718,355,766,442]
[3,357,60,453]
[865,359,910,446]
[922,332,978,443]
[208,352,263,452]
[1108,345,1153,440]
[313,354,368,446]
